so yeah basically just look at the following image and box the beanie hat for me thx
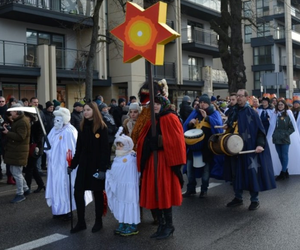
[114,127,134,152]
[118,98,126,105]
[211,96,217,102]
[154,95,171,112]
[293,100,300,105]
[98,102,108,111]
[73,102,83,108]
[53,99,61,107]
[199,94,211,105]
[182,96,191,103]
[128,102,141,113]
[45,101,54,109]
[53,107,71,125]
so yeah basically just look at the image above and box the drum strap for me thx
[225,121,239,134]
[195,118,211,129]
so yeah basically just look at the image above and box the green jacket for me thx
[272,114,294,145]
[4,114,30,166]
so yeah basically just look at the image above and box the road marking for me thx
[6,233,68,250]
[196,182,222,193]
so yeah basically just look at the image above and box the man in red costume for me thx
[137,95,186,240]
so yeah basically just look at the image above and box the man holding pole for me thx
[223,89,276,211]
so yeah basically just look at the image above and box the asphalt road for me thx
[0,172,299,250]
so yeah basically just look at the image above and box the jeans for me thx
[235,189,259,202]
[10,165,29,195]
[186,152,210,192]
[275,144,290,172]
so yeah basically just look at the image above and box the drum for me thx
[208,133,244,156]
[184,129,204,145]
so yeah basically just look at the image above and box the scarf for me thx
[126,119,136,137]
[101,111,115,125]
[115,149,135,157]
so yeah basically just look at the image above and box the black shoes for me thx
[182,190,196,197]
[276,171,286,181]
[70,222,87,234]
[33,186,45,193]
[226,198,243,207]
[199,191,207,198]
[91,221,103,233]
[248,201,260,211]
[24,189,31,196]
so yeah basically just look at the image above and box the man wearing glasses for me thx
[223,89,276,211]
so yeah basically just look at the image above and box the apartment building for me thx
[108,0,228,106]
[0,0,228,109]
[242,0,300,98]
[0,0,109,108]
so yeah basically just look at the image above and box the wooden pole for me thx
[147,61,159,202]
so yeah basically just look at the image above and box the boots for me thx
[92,218,103,233]
[70,221,86,234]
[276,171,286,181]
[7,176,16,185]
[150,209,165,238]
[285,169,289,179]
[156,208,175,240]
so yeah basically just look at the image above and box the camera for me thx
[0,124,11,132]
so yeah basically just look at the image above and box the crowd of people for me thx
[2,83,299,239]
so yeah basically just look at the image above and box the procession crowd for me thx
[1,79,298,239]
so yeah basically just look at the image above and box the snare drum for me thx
[208,133,244,156]
[184,129,204,145]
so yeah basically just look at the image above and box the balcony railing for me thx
[0,0,94,16]
[148,62,175,79]
[281,55,300,67]
[181,27,218,47]
[212,69,228,83]
[0,40,91,71]
[184,0,220,12]
[182,64,202,81]
[0,40,37,67]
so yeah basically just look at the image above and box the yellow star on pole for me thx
[110,1,180,65]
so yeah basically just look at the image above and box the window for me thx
[188,56,204,81]
[244,25,252,43]
[26,30,65,68]
[2,84,36,101]
[257,22,270,37]
[243,1,252,18]
[256,0,269,17]
[254,71,273,89]
[254,46,273,65]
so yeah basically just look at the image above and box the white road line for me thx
[196,182,222,193]
[6,233,68,250]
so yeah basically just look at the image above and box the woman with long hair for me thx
[69,102,110,233]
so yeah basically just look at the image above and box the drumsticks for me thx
[238,149,264,154]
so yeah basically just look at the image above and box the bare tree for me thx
[210,0,247,93]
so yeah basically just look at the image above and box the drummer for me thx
[223,89,276,211]
[183,94,223,198]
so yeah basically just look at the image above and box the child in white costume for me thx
[105,127,140,236]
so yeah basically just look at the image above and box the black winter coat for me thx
[70,119,110,191]
[179,101,193,123]
[70,110,83,132]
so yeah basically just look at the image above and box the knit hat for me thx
[114,127,134,152]
[182,95,191,103]
[98,102,108,111]
[45,101,54,109]
[128,102,141,113]
[211,96,217,102]
[53,107,71,125]
[129,96,137,102]
[293,100,300,105]
[53,99,61,107]
[73,102,83,108]
[199,94,211,105]
[118,98,126,105]
[154,95,171,112]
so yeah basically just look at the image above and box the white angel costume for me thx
[105,127,140,224]
[45,109,92,215]
[267,109,300,175]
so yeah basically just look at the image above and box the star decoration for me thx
[246,114,253,124]
[110,1,180,65]
[248,155,261,173]
[241,128,251,141]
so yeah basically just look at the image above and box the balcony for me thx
[265,4,300,25]
[181,27,220,58]
[212,68,228,87]
[0,40,100,79]
[181,0,220,21]
[146,62,176,84]
[281,55,300,70]
[0,0,93,28]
